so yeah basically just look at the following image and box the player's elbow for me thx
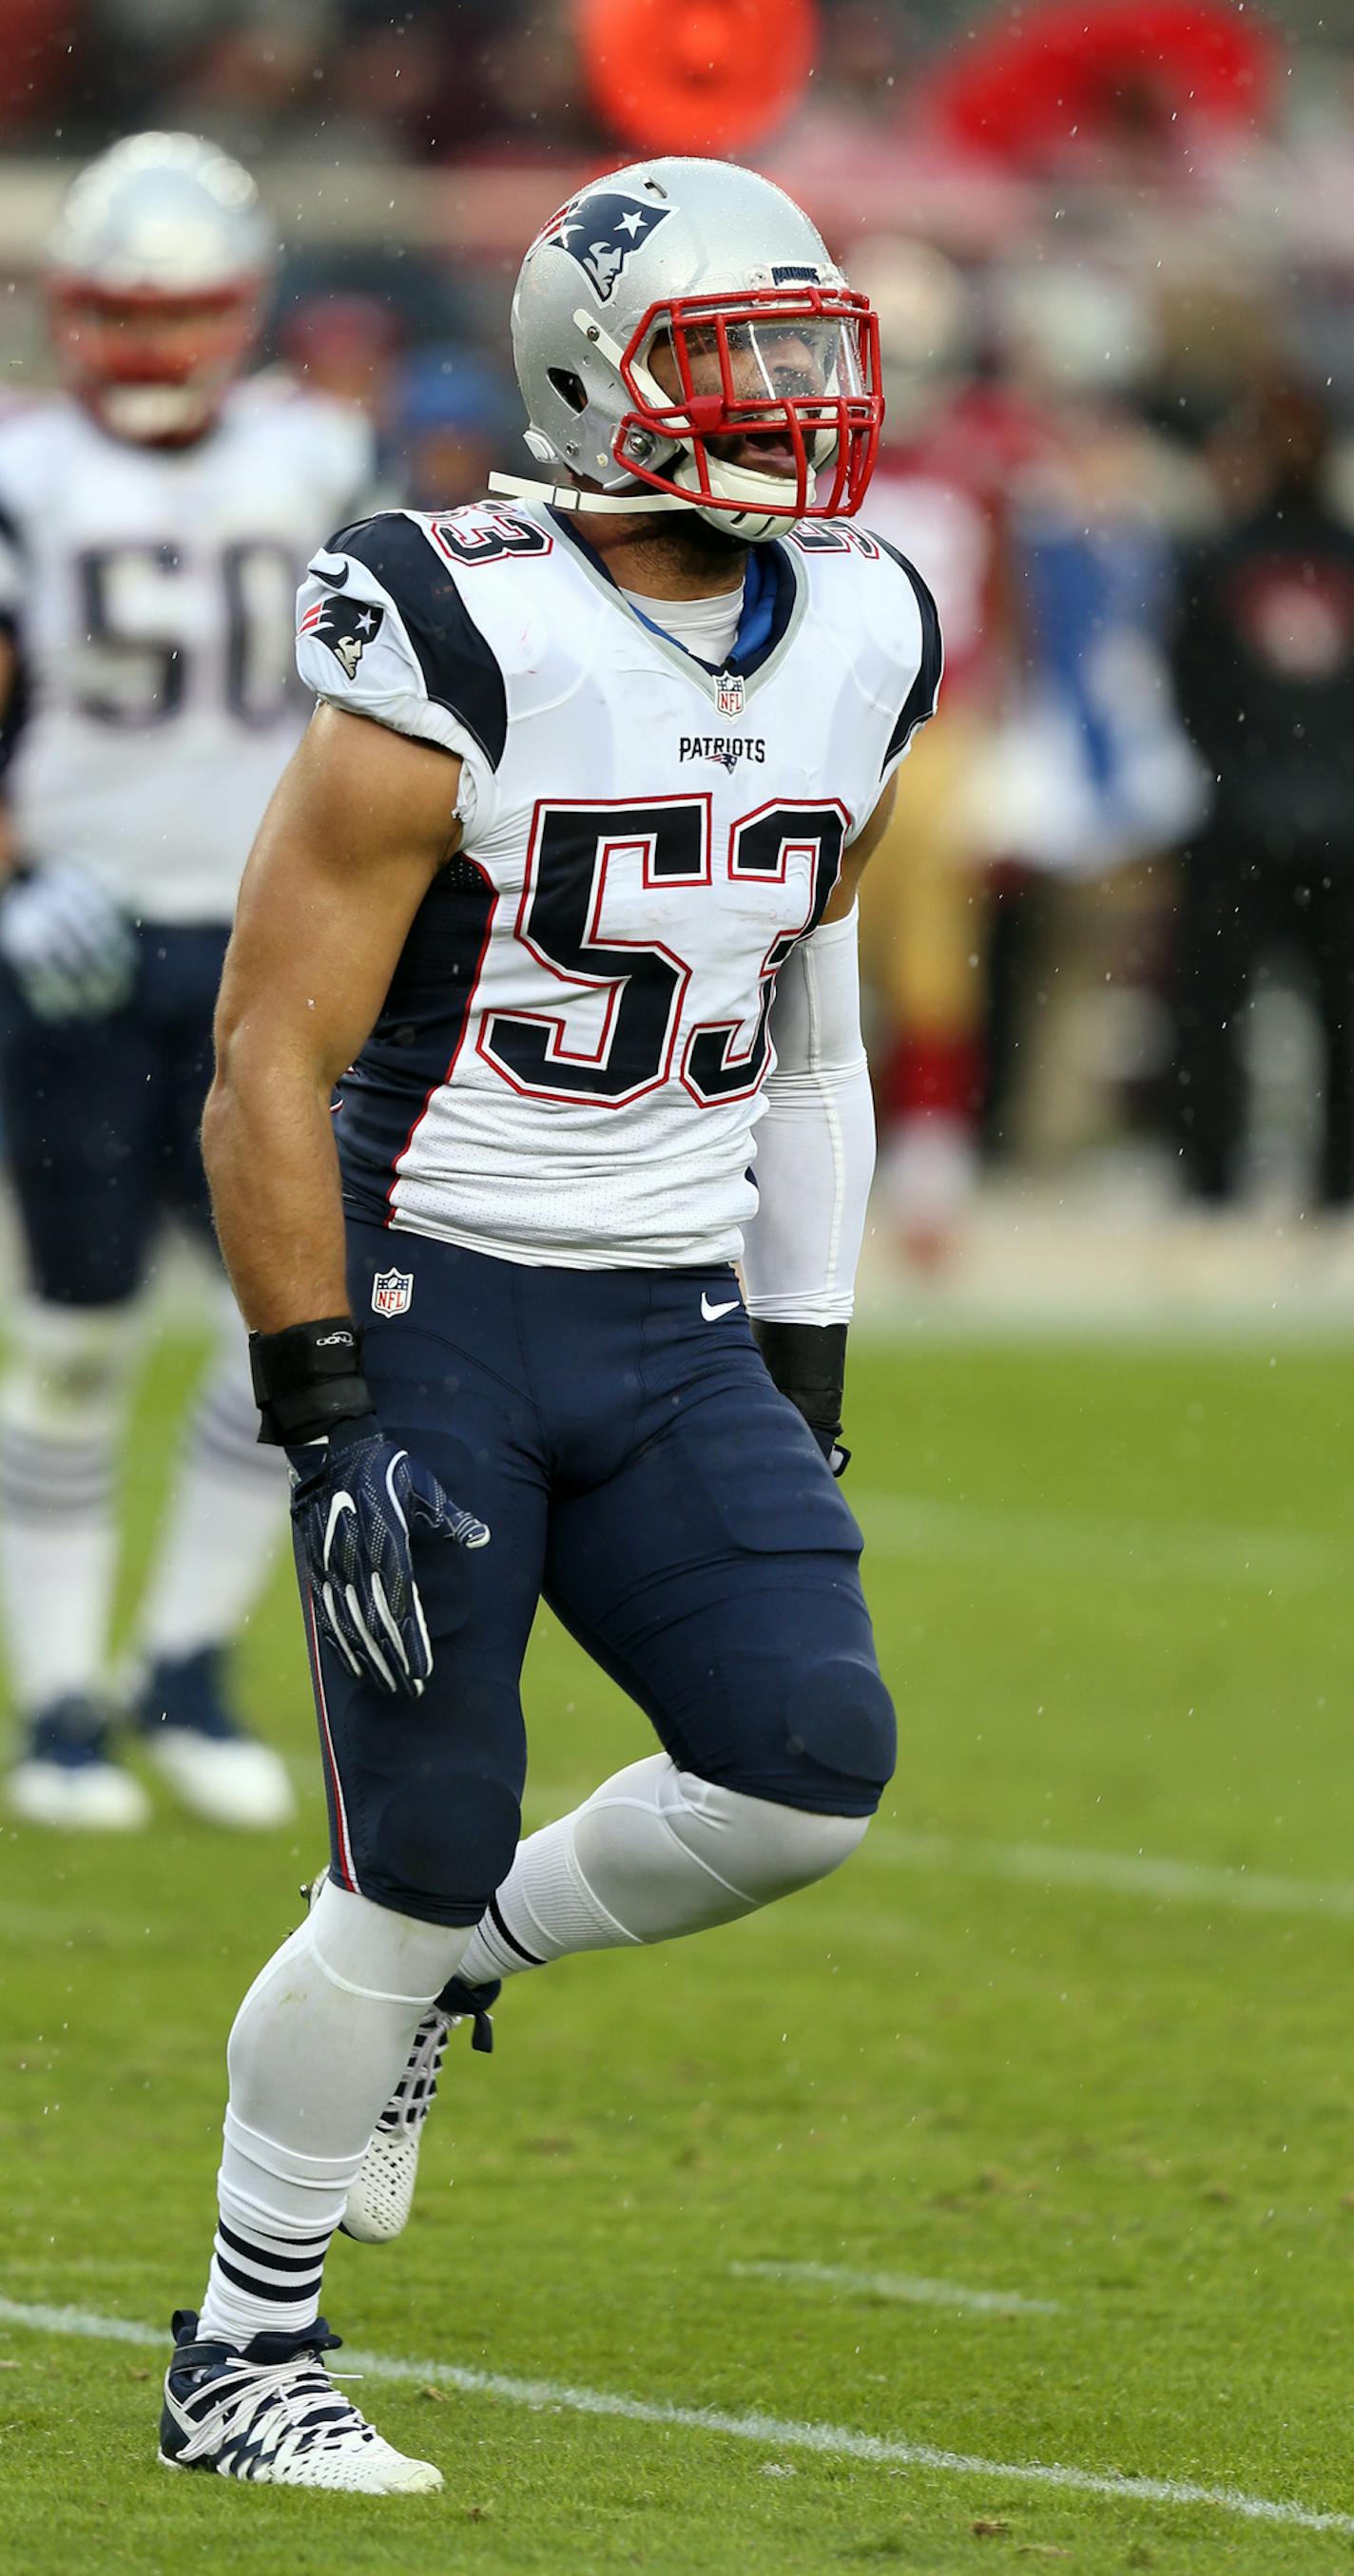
[201,1009,313,1182]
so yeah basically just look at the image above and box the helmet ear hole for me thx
[547,367,588,413]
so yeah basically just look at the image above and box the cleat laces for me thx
[175,2335,380,2480]
[377,2009,451,2135]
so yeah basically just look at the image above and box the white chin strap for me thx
[487,463,808,547]
[488,470,684,516]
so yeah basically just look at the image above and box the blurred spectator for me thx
[389,339,517,506]
[277,290,404,416]
[851,240,1026,1265]
[1171,376,1354,1209]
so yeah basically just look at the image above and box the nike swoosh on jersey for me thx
[701,1294,741,1321]
[309,556,350,588]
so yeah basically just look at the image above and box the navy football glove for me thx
[288,1419,490,1698]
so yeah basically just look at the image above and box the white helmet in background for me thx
[491,156,883,542]
[47,132,274,445]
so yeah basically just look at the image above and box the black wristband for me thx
[248,1317,376,1448]
[749,1319,848,1444]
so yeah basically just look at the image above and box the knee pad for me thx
[307,1873,468,2004]
[361,1767,523,1927]
[781,1650,897,1812]
[685,1644,896,1817]
[0,1297,139,1441]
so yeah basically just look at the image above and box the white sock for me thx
[198,1880,469,2347]
[456,1754,867,1987]
[139,1326,286,1665]
[0,1302,135,1715]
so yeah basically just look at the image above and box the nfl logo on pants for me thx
[371,1267,414,1317]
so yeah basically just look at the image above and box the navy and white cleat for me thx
[341,1973,499,2244]
[137,1646,295,1829]
[8,1696,149,1831]
[159,2309,441,2492]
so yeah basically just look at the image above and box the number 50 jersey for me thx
[0,379,373,925]
[298,501,940,1272]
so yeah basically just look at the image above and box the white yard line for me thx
[2,2292,1352,2536]
[854,1491,1343,1591]
[869,1827,1354,1922]
[730,2260,1059,2316]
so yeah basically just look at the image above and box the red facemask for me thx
[48,280,261,446]
[612,284,883,520]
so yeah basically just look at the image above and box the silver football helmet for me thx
[490,157,882,543]
[47,132,274,444]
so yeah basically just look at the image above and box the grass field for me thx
[3,1328,1354,2574]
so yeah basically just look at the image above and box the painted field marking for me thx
[867,1827,1354,1923]
[2,2293,1352,2537]
[730,2260,1059,2316]
[854,1490,1343,1592]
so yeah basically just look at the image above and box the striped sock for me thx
[457,1889,549,1987]
[202,2204,332,2346]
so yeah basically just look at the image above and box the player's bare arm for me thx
[203,705,463,1333]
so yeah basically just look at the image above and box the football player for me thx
[0,134,375,1831]
[161,159,940,2489]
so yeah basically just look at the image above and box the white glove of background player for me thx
[0,861,138,1020]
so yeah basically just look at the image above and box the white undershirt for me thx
[621,582,744,664]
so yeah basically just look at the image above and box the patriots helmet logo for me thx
[299,590,385,682]
[544,190,672,303]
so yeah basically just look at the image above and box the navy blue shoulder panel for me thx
[872,536,943,773]
[326,512,508,771]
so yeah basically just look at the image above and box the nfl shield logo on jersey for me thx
[371,1267,414,1318]
[716,672,746,719]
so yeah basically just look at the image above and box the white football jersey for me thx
[297,501,940,1271]
[0,378,373,922]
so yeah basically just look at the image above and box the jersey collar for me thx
[541,505,806,709]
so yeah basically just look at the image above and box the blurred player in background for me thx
[0,133,375,1831]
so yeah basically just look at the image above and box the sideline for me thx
[1,2291,1351,2536]
[729,2260,1059,2316]
[866,1826,1354,1921]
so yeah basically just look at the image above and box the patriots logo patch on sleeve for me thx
[543,191,672,303]
[299,591,385,681]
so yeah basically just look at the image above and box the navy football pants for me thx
[305,1221,898,1926]
[0,924,226,1307]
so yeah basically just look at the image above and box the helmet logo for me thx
[546,191,671,303]
[299,591,385,681]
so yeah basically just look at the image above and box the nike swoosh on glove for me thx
[0,862,138,1020]
[288,1420,490,1698]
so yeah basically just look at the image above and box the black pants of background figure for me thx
[0,924,226,1304]
[1172,835,1354,1206]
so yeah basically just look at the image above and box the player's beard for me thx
[595,507,751,595]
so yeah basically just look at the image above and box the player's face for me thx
[648,318,850,478]
[59,292,256,385]
[52,288,258,441]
